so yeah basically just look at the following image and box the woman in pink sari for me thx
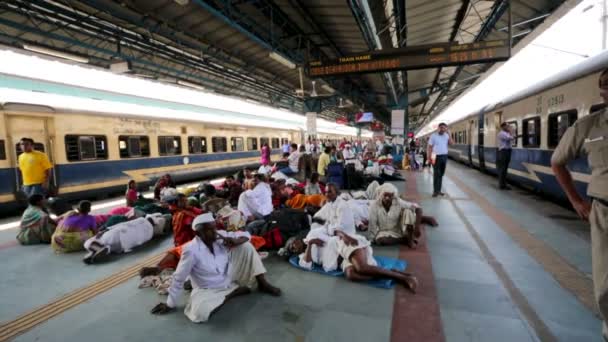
[260,142,271,166]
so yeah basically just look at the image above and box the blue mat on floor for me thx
[288,255,407,289]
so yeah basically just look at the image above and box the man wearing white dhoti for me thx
[150,213,281,322]
[83,214,169,264]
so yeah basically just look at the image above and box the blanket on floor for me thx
[288,255,407,289]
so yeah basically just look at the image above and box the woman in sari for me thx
[17,194,56,245]
[260,142,271,166]
[51,200,97,253]
[126,180,138,207]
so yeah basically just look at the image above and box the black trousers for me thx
[433,155,448,194]
[497,149,512,187]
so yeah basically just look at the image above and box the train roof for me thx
[457,49,608,122]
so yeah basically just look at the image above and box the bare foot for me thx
[423,216,439,227]
[257,281,282,296]
[392,270,419,294]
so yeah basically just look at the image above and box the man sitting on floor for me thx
[150,213,281,322]
[238,174,273,223]
[368,183,438,247]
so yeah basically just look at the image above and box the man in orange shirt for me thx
[18,138,52,198]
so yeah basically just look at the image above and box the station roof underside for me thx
[0,0,566,130]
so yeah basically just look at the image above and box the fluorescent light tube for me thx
[23,44,89,64]
[269,51,296,69]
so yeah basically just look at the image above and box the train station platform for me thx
[0,162,600,342]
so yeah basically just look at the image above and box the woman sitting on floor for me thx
[51,200,97,253]
[17,194,56,245]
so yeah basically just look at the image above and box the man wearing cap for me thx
[151,213,281,322]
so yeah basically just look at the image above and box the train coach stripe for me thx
[0,253,164,341]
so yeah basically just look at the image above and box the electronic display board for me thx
[306,40,510,77]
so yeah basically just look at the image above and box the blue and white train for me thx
[427,50,607,201]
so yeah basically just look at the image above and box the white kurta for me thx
[237,182,273,219]
[368,198,419,241]
[166,231,265,323]
[299,197,358,272]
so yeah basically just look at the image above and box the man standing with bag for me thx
[427,123,453,197]
[497,123,514,190]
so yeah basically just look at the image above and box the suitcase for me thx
[326,162,344,188]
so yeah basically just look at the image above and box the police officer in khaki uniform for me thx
[551,68,608,339]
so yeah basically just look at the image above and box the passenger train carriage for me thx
[0,104,355,215]
[428,50,607,201]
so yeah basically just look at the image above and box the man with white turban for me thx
[368,182,437,246]
[150,213,281,322]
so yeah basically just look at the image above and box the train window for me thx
[231,137,244,152]
[548,110,577,148]
[246,137,258,151]
[590,103,607,114]
[507,121,518,147]
[271,138,280,149]
[212,137,227,153]
[65,135,108,161]
[119,135,150,158]
[188,136,207,154]
[158,136,182,156]
[0,140,5,160]
[260,137,269,148]
[523,117,541,148]
[464,131,467,144]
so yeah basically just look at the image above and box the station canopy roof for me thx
[0,0,568,131]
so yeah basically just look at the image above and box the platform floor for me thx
[0,162,600,342]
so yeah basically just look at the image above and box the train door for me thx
[468,119,475,166]
[493,111,502,168]
[477,111,485,170]
[6,115,56,198]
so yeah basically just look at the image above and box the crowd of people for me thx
[14,135,439,324]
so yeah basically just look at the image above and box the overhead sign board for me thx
[306,39,510,77]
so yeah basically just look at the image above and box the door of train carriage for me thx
[6,114,56,200]
[467,119,476,166]
[477,110,486,171]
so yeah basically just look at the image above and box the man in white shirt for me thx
[237,174,273,222]
[427,122,453,197]
[83,214,169,264]
[278,144,300,176]
[342,144,355,161]
[151,213,280,322]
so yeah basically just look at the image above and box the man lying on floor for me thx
[150,213,281,322]
[83,213,169,264]
[291,183,418,292]
[368,183,438,247]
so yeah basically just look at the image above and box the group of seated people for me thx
[16,158,437,324]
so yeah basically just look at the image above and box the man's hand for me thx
[308,238,325,247]
[151,303,174,315]
[337,232,358,246]
[223,236,247,248]
[572,199,592,221]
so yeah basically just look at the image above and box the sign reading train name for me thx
[306,39,510,77]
